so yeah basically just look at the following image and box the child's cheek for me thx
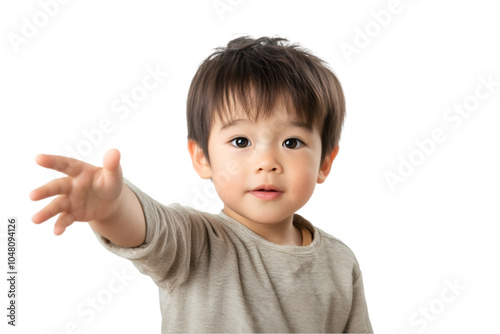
[288,164,317,201]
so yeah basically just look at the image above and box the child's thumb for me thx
[102,148,122,181]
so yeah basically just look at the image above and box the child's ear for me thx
[317,146,339,184]
[188,140,212,179]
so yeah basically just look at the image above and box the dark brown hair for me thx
[186,36,345,165]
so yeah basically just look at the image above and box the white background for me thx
[1,0,499,333]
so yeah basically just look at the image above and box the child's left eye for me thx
[283,138,304,149]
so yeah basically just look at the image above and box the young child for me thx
[31,36,373,333]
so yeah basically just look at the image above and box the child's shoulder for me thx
[294,213,360,258]
[316,227,359,258]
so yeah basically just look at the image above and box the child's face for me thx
[191,102,337,228]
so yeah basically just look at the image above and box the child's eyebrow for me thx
[220,119,313,133]
[219,119,246,130]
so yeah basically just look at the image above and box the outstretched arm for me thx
[30,149,146,247]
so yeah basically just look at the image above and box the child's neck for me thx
[223,208,302,246]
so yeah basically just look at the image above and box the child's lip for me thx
[249,190,283,200]
[251,184,282,192]
[249,185,283,200]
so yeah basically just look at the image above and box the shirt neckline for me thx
[217,210,321,256]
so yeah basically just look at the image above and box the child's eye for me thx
[283,138,304,149]
[230,137,251,148]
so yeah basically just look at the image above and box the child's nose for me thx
[254,148,283,174]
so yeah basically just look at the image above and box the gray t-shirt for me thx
[97,181,373,333]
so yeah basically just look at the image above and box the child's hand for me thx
[30,149,124,235]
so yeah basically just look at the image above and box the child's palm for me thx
[31,149,123,235]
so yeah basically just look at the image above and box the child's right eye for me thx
[230,137,250,148]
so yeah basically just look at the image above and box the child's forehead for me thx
[209,89,321,134]
[212,106,315,136]
[215,104,301,127]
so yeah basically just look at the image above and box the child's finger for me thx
[102,149,122,178]
[35,154,84,177]
[30,177,72,201]
[32,195,70,224]
[54,212,75,235]
[98,149,123,198]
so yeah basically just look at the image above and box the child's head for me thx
[187,36,345,166]
[186,36,346,225]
